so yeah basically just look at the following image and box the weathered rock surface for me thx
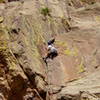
[0,0,100,100]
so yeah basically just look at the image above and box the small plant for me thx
[0,0,5,3]
[41,7,51,16]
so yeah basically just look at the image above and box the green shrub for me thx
[41,7,51,16]
[0,0,5,3]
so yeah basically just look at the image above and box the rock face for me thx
[0,0,100,100]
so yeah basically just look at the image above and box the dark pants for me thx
[45,51,58,60]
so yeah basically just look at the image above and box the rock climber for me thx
[43,38,58,63]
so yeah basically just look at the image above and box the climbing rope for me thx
[45,61,52,100]
[65,0,71,20]
[45,0,49,7]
